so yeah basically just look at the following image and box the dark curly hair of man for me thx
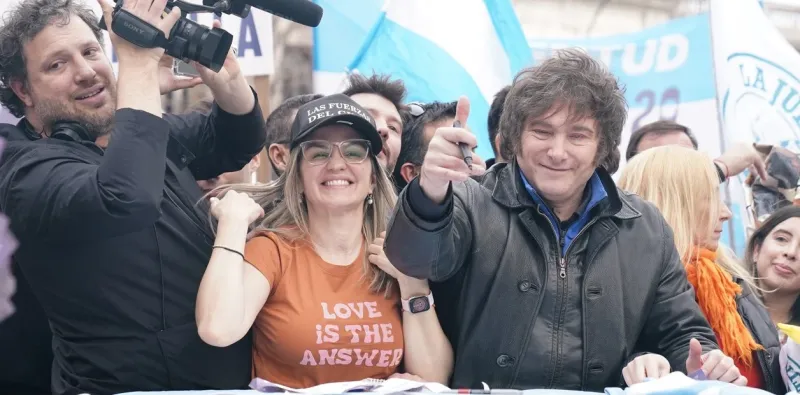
[0,0,103,118]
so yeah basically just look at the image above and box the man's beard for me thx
[36,93,116,140]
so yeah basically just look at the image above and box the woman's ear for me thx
[753,243,761,263]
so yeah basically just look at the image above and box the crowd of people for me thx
[1,0,800,394]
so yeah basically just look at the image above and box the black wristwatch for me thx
[401,292,434,314]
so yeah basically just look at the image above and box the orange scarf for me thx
[685,248,763,367]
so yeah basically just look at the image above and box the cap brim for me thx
[292,114,383,155]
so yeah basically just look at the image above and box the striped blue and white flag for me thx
[311,0,384,94]
[348,0,532,160]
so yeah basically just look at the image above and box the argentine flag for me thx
[348,0,532,160]
[312,0,383,94]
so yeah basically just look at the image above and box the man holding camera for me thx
[0,0,265,393]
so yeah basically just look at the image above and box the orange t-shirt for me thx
[244,232,404,389]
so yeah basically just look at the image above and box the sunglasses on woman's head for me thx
[299,139,372,166]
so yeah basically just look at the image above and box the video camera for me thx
[99,0,323,73]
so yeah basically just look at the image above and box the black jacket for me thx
[0,99,265,395]
[735,279,785,394]
[384,161,718,391]
[0,121,52,395]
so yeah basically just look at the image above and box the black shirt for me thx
[0,99,266,395]
[0,122,52,395]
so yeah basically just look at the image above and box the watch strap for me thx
[401,292,434,313]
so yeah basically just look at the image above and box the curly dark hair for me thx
[0,0,103,118]
[500,48,628,173]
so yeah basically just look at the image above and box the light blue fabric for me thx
[348,0,532,161]
[311,0,383,73]
[604,381,775,395]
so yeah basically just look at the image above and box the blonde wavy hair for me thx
[618,145,756,290]
[213,147,398,297]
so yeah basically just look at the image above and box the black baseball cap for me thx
[290,94,383,155]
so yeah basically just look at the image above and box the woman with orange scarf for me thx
[618,146,784,393]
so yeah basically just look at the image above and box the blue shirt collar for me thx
[519,169,608,216]
[518,168,609,254]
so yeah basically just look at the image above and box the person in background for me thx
[191,98,263,196]
[393,101,456,191]
[197,94,327,197]
[745,205,800,326]
[626,120,767,181]
[195,94,453,388]
[626,120,698,157]
[618,146,783,393]
[197,156,261,197]
[383,49,725,391]
[485,85,510,168]
[264,94,323,177]
[343,73,406,172]
[0,0,265,392]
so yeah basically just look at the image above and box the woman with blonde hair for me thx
[618,145,783,393]
[194,94,453,388]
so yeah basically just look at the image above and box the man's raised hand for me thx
[418,96,486,203]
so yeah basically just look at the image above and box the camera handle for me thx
[109,6,170,49]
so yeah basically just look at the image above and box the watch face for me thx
[409,296,430,313]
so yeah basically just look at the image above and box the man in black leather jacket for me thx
[384,49,731,391]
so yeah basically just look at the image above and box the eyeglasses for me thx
[407,102,426,117]
[299,139,372,165]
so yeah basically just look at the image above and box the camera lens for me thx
[194,28,233,72]
[169,18,233,72]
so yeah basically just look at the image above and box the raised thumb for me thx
[685,338,704,373]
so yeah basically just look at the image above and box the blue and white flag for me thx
[311,0,384,94]
[711,0,800,252]
[348,0,532,160]
[529,13,717,166]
